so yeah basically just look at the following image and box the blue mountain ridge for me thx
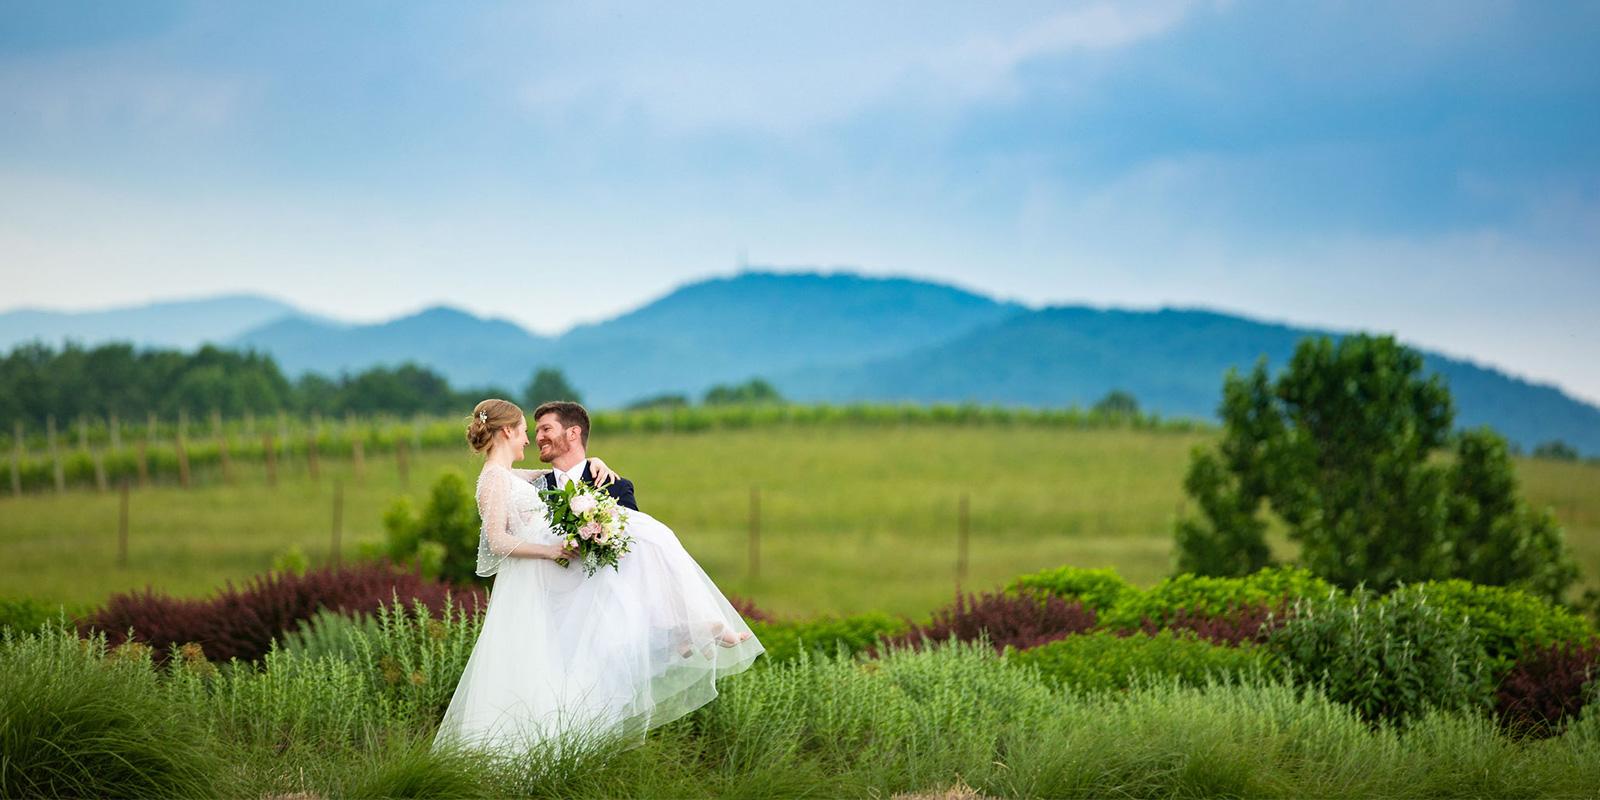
[6,272,1596,454]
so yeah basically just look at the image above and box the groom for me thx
[532,400,639,511]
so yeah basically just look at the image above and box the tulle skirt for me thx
[432,508,764,755]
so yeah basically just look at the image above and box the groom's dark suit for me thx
[543,463,639,512]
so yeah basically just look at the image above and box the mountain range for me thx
[3,271,1597,455]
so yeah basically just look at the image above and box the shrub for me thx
[1135,603,1285,647]
[1267,584,1492,726]
[276,608,383,661]
[1417,579,1596,677]
[886,590,1096,653]
[0,597,79,635]
[1494,640,1600,738]
[1008,629,1281,693]
[1099,566,1334,632]
[1005,565,1134,614]
[727,594,772,624]
[381,470,482,585]
[83,561,484,663]
[751,612,908,663]
[0,627,223,798]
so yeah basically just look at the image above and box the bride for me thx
[433,398,764,756]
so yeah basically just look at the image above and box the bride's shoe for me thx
[715,630,751,647]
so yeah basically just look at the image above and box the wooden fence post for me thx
[218,432,233,484]
[306,433,320,481]
[176,433,191,489]
[395,438,410,487]
[47,415,64,493]
[956,493,970,593]
[331,480,344,568]
[109,413,121,450]
[135,440,150,488]
[92,448,107,492]
[117,479,130,567]
[263,433,278,487]
[748,487,761,580]
[77,416,89,452]
[351,439,366,481]
[10,420,21,497]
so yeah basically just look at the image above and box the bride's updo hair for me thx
[467,398,523,455]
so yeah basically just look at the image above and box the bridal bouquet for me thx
[540,478,634,577]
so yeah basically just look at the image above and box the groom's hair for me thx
[533,401,590,446]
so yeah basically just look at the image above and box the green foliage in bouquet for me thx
[540,478,632,576]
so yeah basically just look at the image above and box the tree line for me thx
[0,341,514,431]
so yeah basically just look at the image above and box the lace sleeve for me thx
[475,469,521,577]
[510,467,551,484]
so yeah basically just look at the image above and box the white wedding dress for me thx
[433,463,764,755]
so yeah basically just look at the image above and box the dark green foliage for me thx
[1532,440,1580,461]
[1099,566,1335,632]
[0,628,223,798]
[1092,389,1139,417]
[0,597,79,635]
[1007,629,1280,692]
[703,378,784,406]
[626,392,691,410]
[749,612,908,663]
[1006,565,1135,614]
[523,366,583,407]
[1444,428,1581,603]
[1175,334,1581,602]
[381,470,483,586]
[0,341,495,431]
[340,737,488,799]
[1268,584,1493,727]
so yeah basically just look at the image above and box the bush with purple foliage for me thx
[1495,639,1600,738]
[81,562,483,663]
[884,590,1096,653]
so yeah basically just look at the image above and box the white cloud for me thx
[508,0,1207,134]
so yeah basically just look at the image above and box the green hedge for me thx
[1007,629,1280,693]
[750,612,910,663]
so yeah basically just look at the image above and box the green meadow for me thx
[3,425,1596,618]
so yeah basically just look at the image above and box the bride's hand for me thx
[545,543,580,562]
[587,456,619,487]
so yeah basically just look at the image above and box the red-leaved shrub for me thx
[1495,639,1600,738]
[82,562,485,663]
[882,590,1097,654]
[727,594,772,623]
[1135,602,1289,646]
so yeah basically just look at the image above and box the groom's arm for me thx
[606,477,639,512]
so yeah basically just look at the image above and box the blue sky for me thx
[2,1,1598,401]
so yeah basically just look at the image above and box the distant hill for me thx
[7,273,1599,454]
[0,294,303,351]
[230,306,547,387]
[545,272,1026,406]
[780,305,1600,455]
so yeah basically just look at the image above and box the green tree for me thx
[1174,334,1580,602]
[703,378,784,406]
[522,367,582,409]
[1092,389,1140,418]
[1531,440,1579,461]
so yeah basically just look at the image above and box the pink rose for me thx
[570,495,599,515]
[580,521,603,541]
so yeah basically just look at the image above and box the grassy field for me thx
[2,425,1596,618]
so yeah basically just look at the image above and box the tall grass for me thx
[6,615,1599,797]
[0,626,223,798]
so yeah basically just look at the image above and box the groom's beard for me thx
[537,437,568,464]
